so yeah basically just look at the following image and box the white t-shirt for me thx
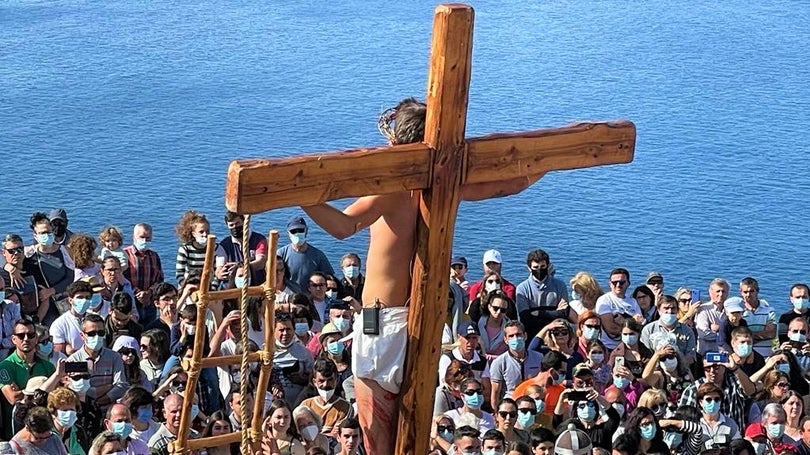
[595,292,640,350]
[50,311,84,352]
[443,408,495,435]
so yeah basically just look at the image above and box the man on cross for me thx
[302,98,542,455]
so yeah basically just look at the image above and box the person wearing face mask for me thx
[623,406,670,454]
[515,249,570,339]
[277,216,335,294]
[339,253,365,303]
[657,405,704,455]
[445,378,495,437]
[695,382,741,447]
[745,404,797,455]
[574,312,602,361]
[119,386,160,446]
[66,313,130,410]
[608,319,652,380]
[47,387,88,455]
[214,211,268,286]
[9,406,70,455]
[434,360,474,417]
[729,326,768,377]
[679,356,756,432]
[640,295,696,364]
[80,275,112,319]
[513,396,540,432]
[553,389,620,452]
[300,359,353,435]
[641,343,693,404]
[50,281,96,355]
[779,284,810,343]
[174,210,214,284]
[328,303,353,337]
[481,428,507,455]
[23,212,76,324]
[122,223,164,325]
[468,271,517,324]
[533,319,578,373]
[291,404,330,453]
[512,351,565,421]
[91,403,149,455]
[490,321,543,406]
[274,313,316,401]
[429,415,456,454]
[47,209,73,246]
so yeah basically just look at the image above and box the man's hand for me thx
[655,345,676,359]
[38,286,55,302]
[633,314,645,324]
[343,296,362,313]
[4,264,25,288]
[557,299,569,311]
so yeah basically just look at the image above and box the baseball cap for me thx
[451,256,468,268]
[79,275,105,293]
[572,363,593,378]
[48,208,68,222]
[23,376,48,396]
[286,216,307,232]
[724,297,745,313]
[744,423,766,440]
[457,321,480,338]
[646,271,663,284]
[482,249,502,265]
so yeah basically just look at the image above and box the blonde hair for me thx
[66,233,97,269]
[637,388,667,409]
[98,225,124,246]
[570,272,603,307]
[542,319,575,351]
[175,210,209,244]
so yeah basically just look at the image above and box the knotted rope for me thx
[239,214,252,454]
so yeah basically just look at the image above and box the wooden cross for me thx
[225,4,635,455]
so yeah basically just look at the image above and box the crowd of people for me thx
[2,207,810,455]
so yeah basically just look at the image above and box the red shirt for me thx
[468,278,517,302]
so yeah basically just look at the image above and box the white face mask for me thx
[300,424,319,441]
[289,232,306,247]
[317,387,335,402]
[484,281,500,292]
[185,324,196,336]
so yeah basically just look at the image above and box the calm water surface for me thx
[2,0,809,312]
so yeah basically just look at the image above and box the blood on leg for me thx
[356,377,399,455]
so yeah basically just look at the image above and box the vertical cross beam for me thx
[396,5,474,455]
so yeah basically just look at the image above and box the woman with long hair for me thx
[568,272,603,315]
[477,290,515,360]
[608,319,653,379]
[623,406,670,454]
[641,345,694,405]
[67,233,101,281]
[139,328,170,390]
[174,210,211,282]
[531,319,581,378]
[495,398,529,444]
[263,400,305,455]
[631,285,657,323]
[781,390,803,443]
[201,410,239,455]
[753,370,791,416]
[468,271,516,322]
[113,336,153,392]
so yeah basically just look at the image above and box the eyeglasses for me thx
[550,330,569,336]
[776,382,790,389]
[14,332,37,340]
[84,330,106,337]
[139,344,150,350]
[28,428,52,441]
[4,247,23,255]
[498,411,517,419]
[648,279,663,285]
[289,229,305,234]
[462,389,482,396]
[791,329,808,335]
[703,397,721,403]
[576,402,593,409]
[491,306,508,313]
[518,408,536,415]
[437,425,454,433]
[610,280,627,286]
[678,298,690,304]
[583,324,600,330]
[309,282,326,288]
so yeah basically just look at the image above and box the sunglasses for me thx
[583,324,600,330]
[309,283,326,288]
[437,425,454,433]
[491,306,508,313]
[462,389,482,396]
[576,402,594,409]
[139,344,150,350]
[486,279,501,284]
[14,332,37,340]
[518,408,536,415]
[4,247,23,255]
[678,298,690,304]
[776,382,790,389]
[651,403,667,414]
[791,329,808,335]
[289,229,305,234]
[703,397,721,403]
[84,330,106,337]
[326,288,338,292]
[498,411,517,419]
[120,348,137,357]
[551,330,569,336]
[611,280,627,286]
[648,279,663,285]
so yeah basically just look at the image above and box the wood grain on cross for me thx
[225,4,635,455]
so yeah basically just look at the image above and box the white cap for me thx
[482,249,502,265]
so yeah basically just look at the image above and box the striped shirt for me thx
[743,299,777,357]
[175,243,207,281]
[123,245,164,297]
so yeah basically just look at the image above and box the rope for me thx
[239,214,252,454]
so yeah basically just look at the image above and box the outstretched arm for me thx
[302,195,385,240]
[461,174,545,202]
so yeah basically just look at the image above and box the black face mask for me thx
[230,226,244,239]
[531,268,548,281]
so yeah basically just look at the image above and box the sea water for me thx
[1,0,809,313]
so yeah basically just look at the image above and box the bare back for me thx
[360,191,419,308]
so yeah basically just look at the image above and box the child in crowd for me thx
[97,226,128,272]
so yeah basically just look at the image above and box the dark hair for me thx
[292,306,313,328]
[613,433,639,454]
[529,427,555,448]
[625,406,663,444]
[740,277,759,291]
[14,318,35,332]
[453,425,480,442]
[621,318,643,334]
[202,410,231,437]
[658,294,677,309]
[312,358,337,379]
[482,428,506,445]
[265,399,298,439]
[444,359,473,389]
[24,406,53,433]
[515,395,535,408]
[540,350,566,372]
[67,281,93,297]
[29,212,50,231]
[672,405,701,426]
[142,329,170,364]
[505,441,532,455]
[729,438,755,455]
[3,233,23,244]
[483,289,517,321]
[790,283,810,296]
[120,386,154,414]
[82,313,105,328]
[525,249,550,267]
[380,98,426,145]
[338,417,361,432]
[111,292,134,314]
[179,305,197,322]
[224,211,243,223]
[247,296,264,332]
[609,268,631,282]
[696,382,723,402]
[152,282,178,300]
[632,285,655,302]
[505,320,525,334]
[291,293,320,323]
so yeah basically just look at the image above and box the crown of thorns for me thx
[377,106,398,143]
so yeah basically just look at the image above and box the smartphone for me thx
[790,340,805,350]
[567,390,589,402]
[65,361,89,374]
[280,361,301,375]
[705,352,728,363]
[691,290,701,302]
[614,356,625,368]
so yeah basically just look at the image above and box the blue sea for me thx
[2,0,809,313]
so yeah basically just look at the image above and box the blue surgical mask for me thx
[289,232,306,246]
[613,376,629,389]
[660,313,678,326]
[789,331,807,343]
[735,342,753,357]
[73,297,92,315]
[576,403,595,421]
[36,232,54,247]
[640,423,657,440]
[701,399,720,415]
[516,410,534,428]
[482,450,502,455]
[343,265,359,279]
[191,404,200,420]
[38,341,54,356]
[664,431,683,449]
[793,298,809,312]
[534,399,545,414]
[332,316,349,332]
[234,276,247,289]
[194,235,207,245]
[461,452,482,455]
[134,239,150,251]
[571,291,581,301]
[57,409,78,428]
[85,334,104,351]
[327,341,344,356]
[111,421,133,439]
[0,290,5,301]
[464,392,483,409]
[583,326,600,341]
[439,429,454,442]
[777,362,791,374]
[622,334,638,346]
[507,336,525,351]
[767,423,785,439]
[89,293,102,309]
[553,373,566,385]
[612,402,626,418]
[294,322,309,336]
[137,407,153,422]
